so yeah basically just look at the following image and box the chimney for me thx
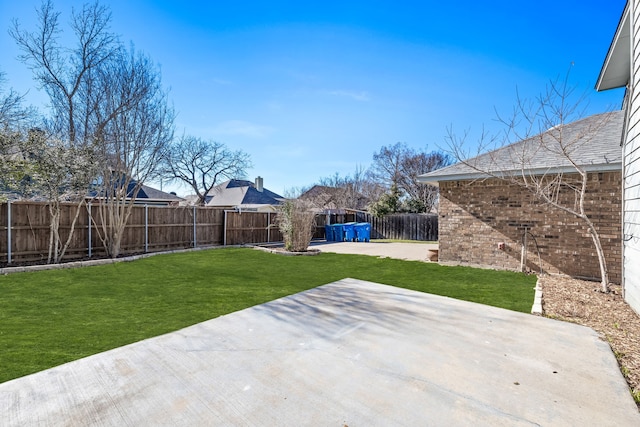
[255,176,263,192]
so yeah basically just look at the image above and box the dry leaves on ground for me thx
[540,275,640,407]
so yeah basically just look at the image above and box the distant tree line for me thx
[301,142,452,216]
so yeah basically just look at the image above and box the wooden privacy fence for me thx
[323,212,438,241]
[0,202,438,266]
[0,201,224,265]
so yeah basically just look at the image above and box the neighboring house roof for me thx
[206,179,284,207]
[135,183,183,203]
[596,2,630,91]
[418,111,624,185]
[88,178,183,205]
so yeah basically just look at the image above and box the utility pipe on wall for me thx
[520,226,528,272]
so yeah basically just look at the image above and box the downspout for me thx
[521,225,528,273]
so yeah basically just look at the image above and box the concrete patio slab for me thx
[309,240,438,262]
[1,278,638,426]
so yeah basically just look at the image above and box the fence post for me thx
[144,204,149,253]
[267,212,271,242]
[193,206,197,248]
[88,202,92,258]
[7,201,11,265]
[223,210,228,246]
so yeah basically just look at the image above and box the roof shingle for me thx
[419,110,624,184]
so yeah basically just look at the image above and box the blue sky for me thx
[0,0,628,196]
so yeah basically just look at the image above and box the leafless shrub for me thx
[277,199,316,252]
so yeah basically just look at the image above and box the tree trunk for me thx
[586,219,609,292]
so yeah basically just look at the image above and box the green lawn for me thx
[0,247,536,383]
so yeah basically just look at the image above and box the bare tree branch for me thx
[160,135,251,206]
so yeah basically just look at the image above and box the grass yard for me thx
[0,247,536,383]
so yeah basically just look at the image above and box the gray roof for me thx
[138,184,183,201]
[419,110,624,185]
[206,179,284,207]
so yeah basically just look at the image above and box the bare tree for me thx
[312,165,378,210]
[369,142,405,188]
[161,135,251,206]
[0,70,34,197]
[0,71,32,134]
[12,1,175,258]
[445,78,614,291]
[398,150,452,213]
[10,0,118,145]
[91,48,175,257]
[370,143,452,213]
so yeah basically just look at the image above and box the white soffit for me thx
[596,4,630,91]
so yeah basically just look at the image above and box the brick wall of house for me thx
[438,171,622,283]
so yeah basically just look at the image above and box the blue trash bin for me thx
[333,224,345,242]
[342,222,356,242]
[355,222,371,242]
[324,224,334,241]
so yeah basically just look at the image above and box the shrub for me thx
[278,199,316,252]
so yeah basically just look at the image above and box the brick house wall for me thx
[438,171,622,283]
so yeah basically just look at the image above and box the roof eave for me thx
[418,163,622,186]
[596,3,631,91]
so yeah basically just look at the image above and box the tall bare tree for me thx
[91,48,175,257]
[11,0,175,258]
[10,0,118,146]
[161,135,251,206]
[445,77,614,291]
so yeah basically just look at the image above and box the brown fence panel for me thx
[225,211,282,245]
[195,207,224,246]
[0,202,227,266]
[352,212,438,241]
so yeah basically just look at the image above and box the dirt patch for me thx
[540,275,640,407]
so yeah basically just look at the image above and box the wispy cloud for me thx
[211,77,232,85]
[213,120,274,138]
[326,90,371,102]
